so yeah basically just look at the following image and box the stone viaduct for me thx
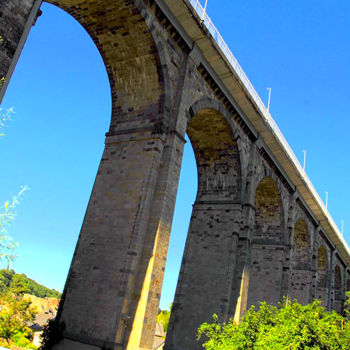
[1,0,350,349]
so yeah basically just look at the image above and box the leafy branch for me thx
[0,107,15,136]
[0,186,28,267]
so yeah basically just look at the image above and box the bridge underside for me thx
[1,1,349,350]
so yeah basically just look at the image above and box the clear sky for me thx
[1,0,350,311]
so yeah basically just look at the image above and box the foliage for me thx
[344,291,350,319]
[0,82,26,268]
[198,299,350,349]
[0,269,61,298]
[9,331,37,349]
[39,318,65,350]
[0,292,37,348]
[157,303,172,333]
[0,106,14,136]
[0,187,27,268]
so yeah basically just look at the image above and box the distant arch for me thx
[334,264,344,313]
[254,176,283,240]
[317,246,328,288]
[289,218,312,304]
[292,218,311,269]
[334,265,342,290]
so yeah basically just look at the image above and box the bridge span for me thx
[1,0,349,349]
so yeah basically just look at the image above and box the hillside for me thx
[0,269,61,298]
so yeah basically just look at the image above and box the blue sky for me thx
[1,1,350,310]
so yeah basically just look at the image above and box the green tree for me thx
[344,291,350,319]
[0,269,61,298]
[10,273,31,295]
[198,299,350,349]
[0,292,37,348]
[157,306,171,333]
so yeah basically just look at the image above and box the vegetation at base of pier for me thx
[0,269,61,298]
[157,303,172,333]
[198,298,350,349]
[0,291,37,349]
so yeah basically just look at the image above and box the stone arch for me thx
[334,265,342,290]
[248,176,284,307]
[166,103,243,349]
[46,0,170,131]
[292,218,311,269]
[254,176,283,240]
[186,104,242,203]
[187,98,244,189]
[290,218,312,304]
[317,245,328,288]
[33,2,175,348]
[334,264,343,313]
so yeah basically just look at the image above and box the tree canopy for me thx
[157,304,172,333]
[0,269,61,298]
[198,299,350,350]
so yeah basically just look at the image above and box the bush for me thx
[198,299,350,349]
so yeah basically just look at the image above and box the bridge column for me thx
[165,105,243,350]
[333,264,344,313]
[327,248,335,311]
[289,219,312,304]
[165,202,243,350]
[316,245,330,308]
[53,128,185,350]
[247,176,285,308]
[0,0,42,103]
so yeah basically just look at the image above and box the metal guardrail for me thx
[188,0,347,249]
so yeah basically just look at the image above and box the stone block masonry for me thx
[2,1,350,349]
[0,0,41,103]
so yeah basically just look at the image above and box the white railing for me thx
[187,0,347,249]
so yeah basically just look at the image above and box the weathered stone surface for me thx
[2,1,350,349]
[0,0,36,92]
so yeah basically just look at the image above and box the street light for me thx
[267,87,271,113]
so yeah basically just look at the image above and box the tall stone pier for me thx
[1,1,349,349]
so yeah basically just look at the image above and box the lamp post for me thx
[267,87,271,113]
